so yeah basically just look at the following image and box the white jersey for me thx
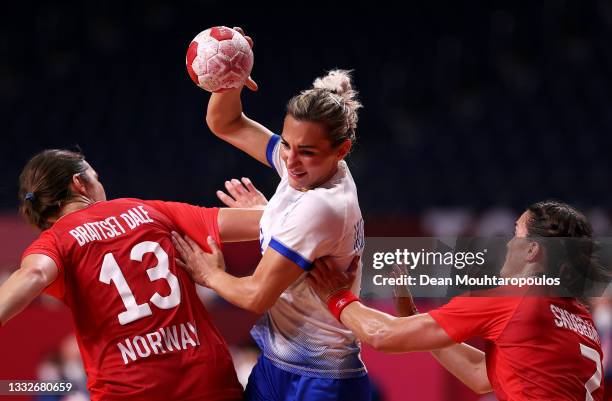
[250,135,366,379]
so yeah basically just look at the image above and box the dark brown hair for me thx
[18,149,89,230]
[526,200,610,294]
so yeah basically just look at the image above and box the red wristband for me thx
[327,289,359,321]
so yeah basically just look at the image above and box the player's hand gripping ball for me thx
[186,26,254,92]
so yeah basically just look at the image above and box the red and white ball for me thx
[186,26,254,92]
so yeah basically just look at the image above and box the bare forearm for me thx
[340,303,456,352]
[204,89,272,165]
[207,270,266,313]
[0,268,49,325]
[431,344,491,394]
[341,302,398,350]
[218,208,263,242]
[340,303,435,352]
[206,89,244,135]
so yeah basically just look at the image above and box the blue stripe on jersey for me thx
[266,134,281,172]
[269,237,313,270]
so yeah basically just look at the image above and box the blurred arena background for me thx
[1,1,611,400]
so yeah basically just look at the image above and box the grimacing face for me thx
[280,115,351,191]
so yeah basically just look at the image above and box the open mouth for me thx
[289,170,307,179]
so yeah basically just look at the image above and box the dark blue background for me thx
[2,1,610,215]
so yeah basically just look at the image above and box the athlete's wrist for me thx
[327,289,359,322]
[203,267,224,289]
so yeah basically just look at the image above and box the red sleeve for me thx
[428,296,522,343]
[142,200,222,251]
[21,230,65,300]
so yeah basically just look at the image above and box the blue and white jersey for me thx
[251,135,366,379]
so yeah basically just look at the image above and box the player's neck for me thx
[50,197,97,225]
[515,263,545,278]
[307,164,341,190]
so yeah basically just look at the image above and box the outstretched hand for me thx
[171,232,226,287]
[307,256,359,302]
[217,177,268,208]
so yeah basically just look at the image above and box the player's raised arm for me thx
[206,90,276,167]
[0,254,58,326]
[201,27,276,167]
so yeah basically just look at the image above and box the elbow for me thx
[368,334,394,353]
[21,265,53,291]
[364,325,396,353]
[205,113,225,137]
[249,303,268,315]
[205,113,240,138]
[367,334,387,352]
[471,374,493,395]
[365,316,424,353]
[473,383,492,395]
[244,288,274,315]
[247,300,271,315]
[466,366,492,395]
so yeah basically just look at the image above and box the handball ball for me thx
[186,26,254,92]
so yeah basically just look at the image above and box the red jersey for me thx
[429,288,604,401]
[22,198,243,401]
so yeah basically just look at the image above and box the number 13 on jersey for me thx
[99,241,181,325]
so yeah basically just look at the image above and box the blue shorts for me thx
[245,355,371,401]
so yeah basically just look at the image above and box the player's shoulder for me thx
[103,198,161,211]
[109,198,180,223]
[443,287,525,310]
[297,189,344,223]
[23,224,63,265]
[30,226,59,244]
[108,197,146,205]
[305,164,357,205]
[83,197,143,209]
